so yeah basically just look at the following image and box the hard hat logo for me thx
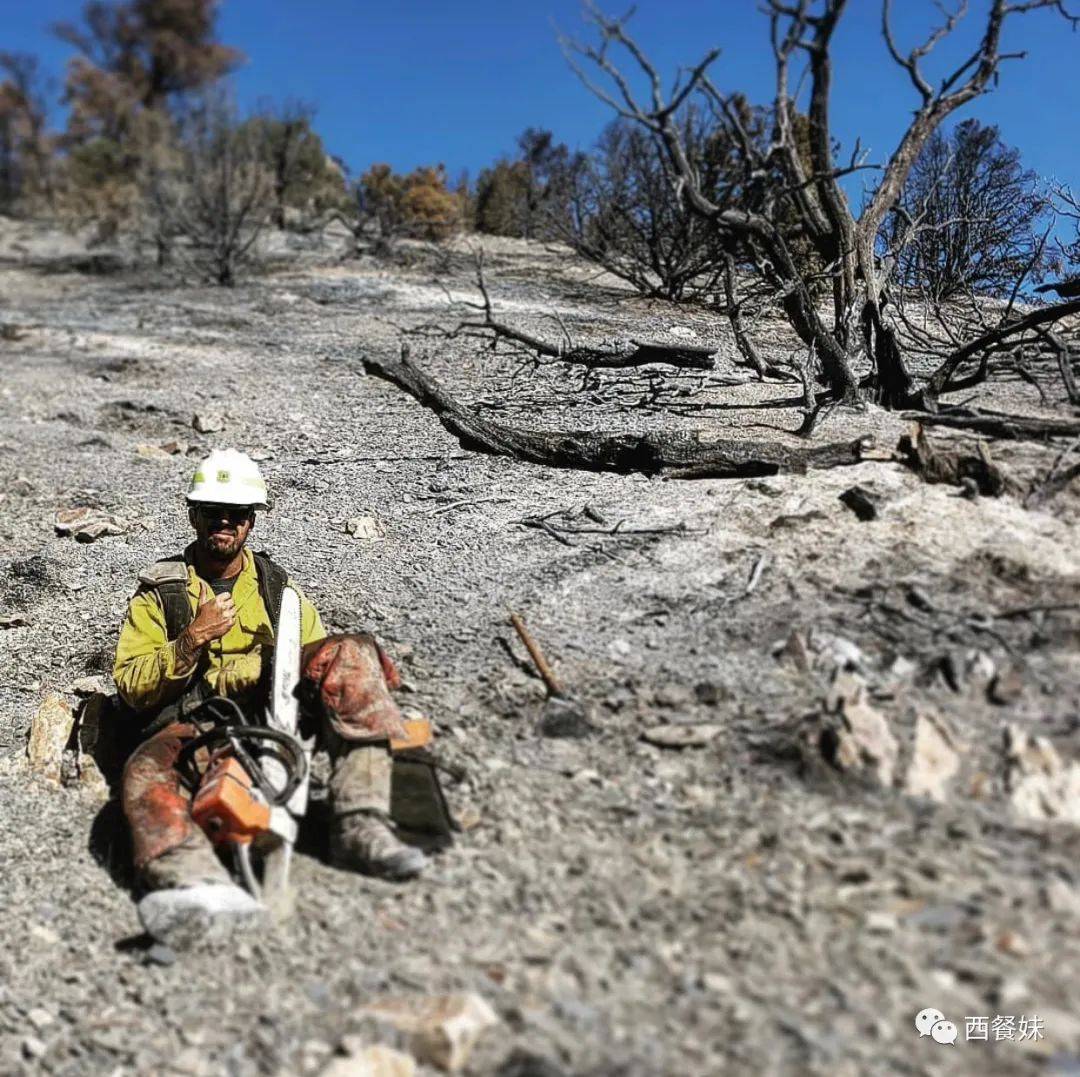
[186,450,269,511]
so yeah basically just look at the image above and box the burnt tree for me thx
[564,0,1079,408]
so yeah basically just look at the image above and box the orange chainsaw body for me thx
[191,753,271,845]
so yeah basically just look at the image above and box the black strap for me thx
[252,551,289,640]
[158,580,191,640]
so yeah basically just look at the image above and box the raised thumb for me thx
[199,581,213,605]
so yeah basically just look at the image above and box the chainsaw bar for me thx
[265,586,310,843]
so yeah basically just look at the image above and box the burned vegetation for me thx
[3,0,1080,1075]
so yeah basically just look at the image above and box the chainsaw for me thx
[176,586,310,915]
[177,590,436,915]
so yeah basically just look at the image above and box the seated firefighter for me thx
[114,449,426,925]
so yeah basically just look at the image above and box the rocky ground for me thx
[1,221,1080,1076]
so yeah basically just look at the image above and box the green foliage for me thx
[474,128,582,239]
[243,105,347,226]
[474,159,531,236]
[66,136,125,189]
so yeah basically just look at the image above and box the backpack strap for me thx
[252,551,289,640]
[137,557,192,641]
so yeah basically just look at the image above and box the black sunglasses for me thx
[194,503,254,523]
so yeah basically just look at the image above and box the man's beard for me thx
[198,530,246,561]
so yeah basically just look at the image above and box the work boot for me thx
[331,810,427,880]
[137,882,265,950]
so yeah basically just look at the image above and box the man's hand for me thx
[176,582,235,669]
[190,582,236,645]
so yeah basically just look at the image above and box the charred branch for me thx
[921,297,1080,401]
[413,251,717,371]
[898,422,1018,497]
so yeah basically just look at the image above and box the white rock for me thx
[641,723,722,749]
[1044,878,1080,916]
[905,713,961,803]
[701,972,732,994]
[54,507,128,542]
[998,977,1029,1007]
[26,1008,53,1031]
[964,649,997,689]
[321,1045,416,1077]
[135,443,171,460]
[30,924,60,945]
[356,993,499,1073]
[824,674,898,787]
[885,654,917,681]
[865,911,898,934]
[22,1037,45,1060]
[774,630,811,672]
[345,516,383,541]
[1004,726,1080,826]
[192,412,224,433]
[811,631,866,672]
[69,675,105,697]
[26,693,75,784]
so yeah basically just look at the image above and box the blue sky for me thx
[6,1,1080,193]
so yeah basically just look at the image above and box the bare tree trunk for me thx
[860,293,914,407]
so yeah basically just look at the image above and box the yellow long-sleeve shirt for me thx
[114,548,325,713]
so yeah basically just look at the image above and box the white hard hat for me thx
[186,449,269,510]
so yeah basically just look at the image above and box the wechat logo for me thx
[915,1007,958,1046]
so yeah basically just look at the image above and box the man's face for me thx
[189,503,255,561]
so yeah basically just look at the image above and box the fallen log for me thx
[361,347,871,478]
[902,407,1080,441]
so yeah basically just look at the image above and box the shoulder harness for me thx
[138,552,290,641]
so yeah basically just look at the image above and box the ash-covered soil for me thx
[2,222,1080,1077]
